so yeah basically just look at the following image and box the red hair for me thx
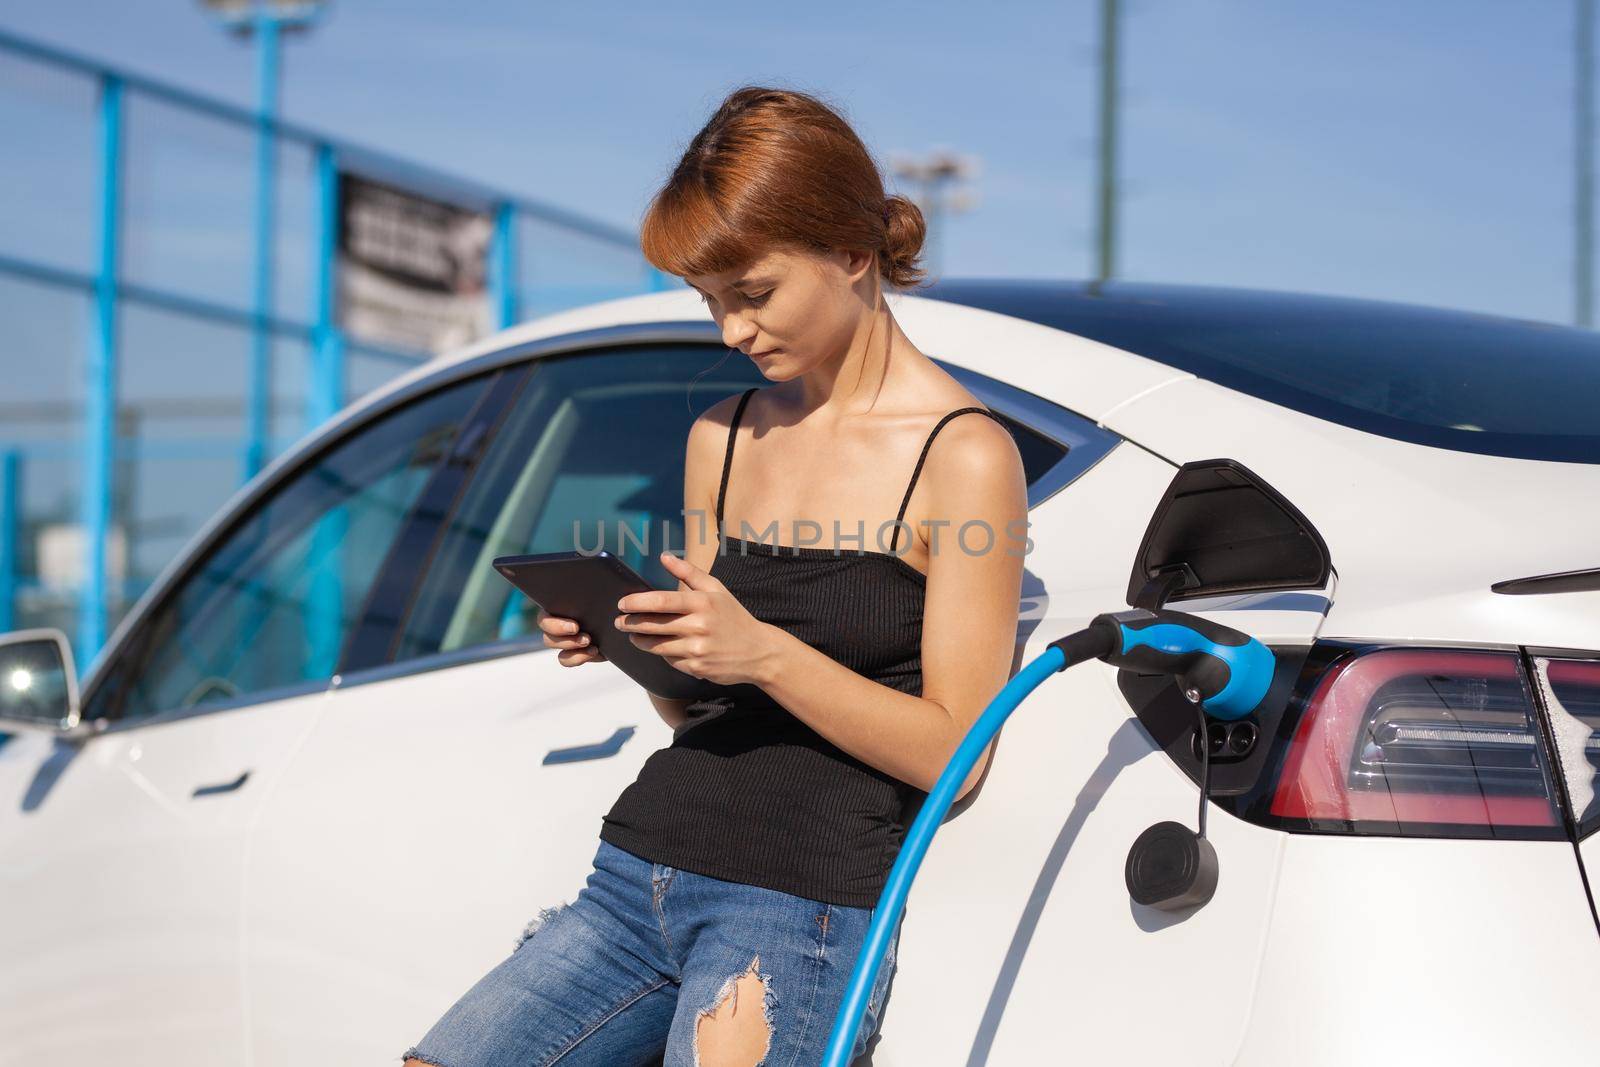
[640,86,929,291]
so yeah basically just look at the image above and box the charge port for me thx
[1191,719,1257,762]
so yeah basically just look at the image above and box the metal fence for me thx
[0,29,665,672]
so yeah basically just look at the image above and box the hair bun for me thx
[880,195,928,290]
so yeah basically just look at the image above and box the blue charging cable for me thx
[819,607,1276,1065]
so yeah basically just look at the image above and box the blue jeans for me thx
[401,837,902,1066]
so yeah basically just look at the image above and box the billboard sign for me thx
[336,172,496,353]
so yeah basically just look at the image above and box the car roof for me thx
[922,276,1520,329]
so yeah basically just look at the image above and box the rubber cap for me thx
[1125,821,1218,911]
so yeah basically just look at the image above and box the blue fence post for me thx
[308,142,343,430]
[79,72,122,667]
[0,450,18,634]
[491,201,520,329]
[242,11,281,484]
[306,141,344,677]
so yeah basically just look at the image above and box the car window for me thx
[390,346,766,662]
[385,345,1091,667]
[84,372,496,722]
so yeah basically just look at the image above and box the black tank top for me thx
[598,387,1006,906]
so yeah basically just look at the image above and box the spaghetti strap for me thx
[890,407,1007,553]
[714,387,760,537]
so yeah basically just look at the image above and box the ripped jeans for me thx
[400,837,902,1067]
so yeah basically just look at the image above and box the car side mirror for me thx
[0,628,84,736]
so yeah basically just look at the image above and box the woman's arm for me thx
[641,393,742,732]
[748,415,1027,802]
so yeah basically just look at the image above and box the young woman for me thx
[402,86,1027,1067]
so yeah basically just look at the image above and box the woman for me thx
[402,86,1027,1067]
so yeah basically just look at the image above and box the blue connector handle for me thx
[1101,608,1276,721]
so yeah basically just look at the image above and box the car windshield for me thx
[924,280,1600,464]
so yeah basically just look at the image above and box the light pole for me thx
[889,148,980,280]
[199,0,326,481]
[1096,0,1120,286]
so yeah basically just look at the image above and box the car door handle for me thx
[192,770,251,797]
[544,726,636,765]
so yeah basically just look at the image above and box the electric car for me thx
[1,280,1597,1066]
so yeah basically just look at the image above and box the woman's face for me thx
[683,246,875,380]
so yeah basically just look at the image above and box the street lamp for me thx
[198,0,327,481]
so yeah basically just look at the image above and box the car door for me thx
[0,371,495,1067]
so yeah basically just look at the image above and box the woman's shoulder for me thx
[684,387,765,477]
[923,404,1016,472]
[689,386,763,442]
[910,375,1022,490]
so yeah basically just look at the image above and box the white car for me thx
[1,280,1598,1067]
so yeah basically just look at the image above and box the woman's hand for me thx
[615,550,779,687]
[539,613,607,667]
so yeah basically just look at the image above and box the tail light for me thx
[1219,642,1567,840]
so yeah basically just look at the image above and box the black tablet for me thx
[492,549,763,703]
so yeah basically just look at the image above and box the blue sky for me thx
[1,0,1588,324]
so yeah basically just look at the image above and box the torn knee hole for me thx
[693,955,777,1067]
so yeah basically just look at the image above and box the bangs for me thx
[638,179,765,281]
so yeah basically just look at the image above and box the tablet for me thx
[492,549,765,703]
